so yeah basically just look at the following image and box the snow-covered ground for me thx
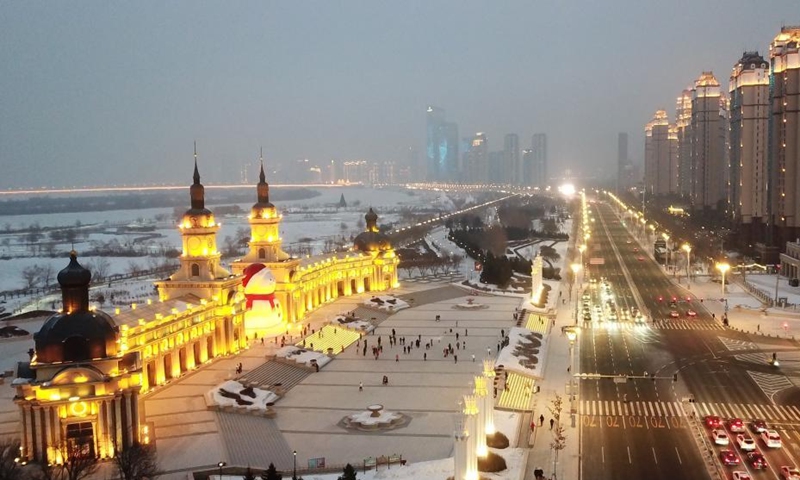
[496,327,547,379]
[276,345,332,369]
[206,380,280,412]
[363,295,410,312]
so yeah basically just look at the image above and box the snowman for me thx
[242,263,283,337]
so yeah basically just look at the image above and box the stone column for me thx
[453,414,469,480]
[473,376,488,457]
[42,406,52,462]
[114,397,123,449]
[124,392,134,447]
[462,395,479,480]
[105,399,115,456]
[21,404,31,461]
[483,359,496,435]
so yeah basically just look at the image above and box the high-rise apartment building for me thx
[504,133,520,185]
[729,52,770,238]
[675,88,694,197]
[644,110,677,196]
[530,134,548,187]
[463,133,488,184]
[690,72,729,210]
[426,106,459,182]
[488,151,504,184]
[770,27,800,245]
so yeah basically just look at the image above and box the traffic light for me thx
[673,373,678,382]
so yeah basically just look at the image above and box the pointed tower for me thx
[156,151,240,307]
[236,156,290,265]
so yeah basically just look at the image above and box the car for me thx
[732,472,752,480]
[626,240,632,244]
[583,313,592,322]
[751,419,767,433]
[637,256,645,262]
[687,310,697,317]
[712,429,729,445]
[633,247,639,252]
[657,295,664,302]
[747,452,768,470]
[669,301,677,308]
[720,450,740,466]
[761,429,782,448]
[669,311,680,318]
[729,418,745,433]
[736,434,756,451]
[782,467,800,480]
[705,415,722,428]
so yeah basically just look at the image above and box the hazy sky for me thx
[1,1,798,188]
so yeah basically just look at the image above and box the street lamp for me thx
[716,262,730,297]
[662,234,670,273]
[293,450,297,480]
[682,244,692,287]
[217,461,226,480]
[578,244,587,267]
[565,327,578,427]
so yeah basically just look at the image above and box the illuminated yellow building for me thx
[232,163,399,334]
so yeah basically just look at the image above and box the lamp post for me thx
[565,328,578,427]
[571,263,581,324]
[682,244,692,288]
[662,234,670,273]
[293,450,297,480]
[217,461,226,480]
[717,262,730,298]
[578,244,587,267]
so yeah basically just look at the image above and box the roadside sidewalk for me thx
[525,298,580,480]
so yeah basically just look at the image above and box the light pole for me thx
[578,244,586,267]
[565,327,578,427]
[717,262,730,298]
[662,234,670,272]
[682,244,692,288]
[293,450,297,480]
[217,461,226,480]
[571,263,581,324]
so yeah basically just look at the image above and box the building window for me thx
[258,248,266,259]
[191,264,200,277]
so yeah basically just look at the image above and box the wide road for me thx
[578,200,800,480]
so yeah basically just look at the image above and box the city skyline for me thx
[1,2,799,188]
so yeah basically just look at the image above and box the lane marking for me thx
[602,446,605,463]
[627,446,632,464]
[652,447,658,464]
[675,447,682,464]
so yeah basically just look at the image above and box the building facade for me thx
[503,134,520,185]
[463,133,488,184]
[644,110,678,196]
[690,72,729,210]
[729,51,770,241]
[675,88,694,197]
[426,106,459,182]
[530,134,547,187]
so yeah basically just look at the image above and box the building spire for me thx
[256,148,270,205]
[190,142,205,210]
[193,141,200,185]
[259,147,266,184]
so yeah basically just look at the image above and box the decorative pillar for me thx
[483,359,496,435]
[42,406,52,462]
[105,398,115,457]
[462,395,479,480]
[454,414,469,480]
[114,396,123,449]
[124,392,134,447]
[32,406,43,462]
[21,404,31,461]
[473,376,488,457]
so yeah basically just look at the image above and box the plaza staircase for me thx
[237,362,311,393]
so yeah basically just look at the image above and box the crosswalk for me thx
[747,371,795,399]
[578,399,800,422]
[582,321,725,331]
[719,337,758,351]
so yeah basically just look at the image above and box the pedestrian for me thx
[396,354,399,362]
[456,332,460,340]
[567,366,570,373]
[465,329,468,336]
[472,354,476,362]
[454,354,458,364]
[456,342,460,350]
[261,337,264,345]
[501,329,505,337]
[530,421,535,432]
[424,352,427,361]
[418,334,421,342]
[392,328,396,336]
[549,418,555,430]
[539,414,544,426]
[359,382,363,392]
[758,324,760,332]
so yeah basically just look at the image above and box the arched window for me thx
[258,248,266,259]
[191,264,200,277]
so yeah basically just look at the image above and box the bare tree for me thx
[548,394,567,480]
[21,266,41,289]
[114,442,160,480]
[0,439,24,480]
[40,264,54,287]
[127,261,142,277]
[41,442,98,480]
[92,258,110,282]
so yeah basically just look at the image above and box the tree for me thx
[548,394,567,480]
[242,466,257,480]
[114,441,160,480]
[337,464,357,480]
[260,463,282,480]
[21,265,42,289]
[0,439,24,480]
[52,441,98,480]
[338,194,347,208]
[127,261,142,277]
[40,264,54,287]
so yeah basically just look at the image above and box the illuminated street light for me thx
[218,462,226,480]
[564,327,579,427]
[682,244,692,287]
[717,262,730,298]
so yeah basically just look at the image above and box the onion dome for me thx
[251,161,276,218]
[353,208,392,252]
[34,252,118,364]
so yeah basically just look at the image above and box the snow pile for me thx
[207,380,279,412]
[348,409,402,426]
[496,327,547,378]
[276,345,332,368]
[363,295,409,312]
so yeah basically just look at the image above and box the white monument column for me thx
[453,414,469,480]
[463,395,479,480]
[483,359,496,435]
[530,254,543,305]
[473,376,488,457]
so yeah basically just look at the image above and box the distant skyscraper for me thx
[503,134,520,185]
[488,151,504,184]
[770,27,800,245]
[675,88,694,197]
[644,110,677,196]
[426,106,459,182]
[531,134,548,187]
[463,133,488,184]
[690,72,729,210]
[617,133,629,192]
[729,51,770,238]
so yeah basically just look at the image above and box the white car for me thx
[761,429,782,448]
[781,466,800,480]
[736,434,756,451]
[733,472,752,480]
[712,429,729,446]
